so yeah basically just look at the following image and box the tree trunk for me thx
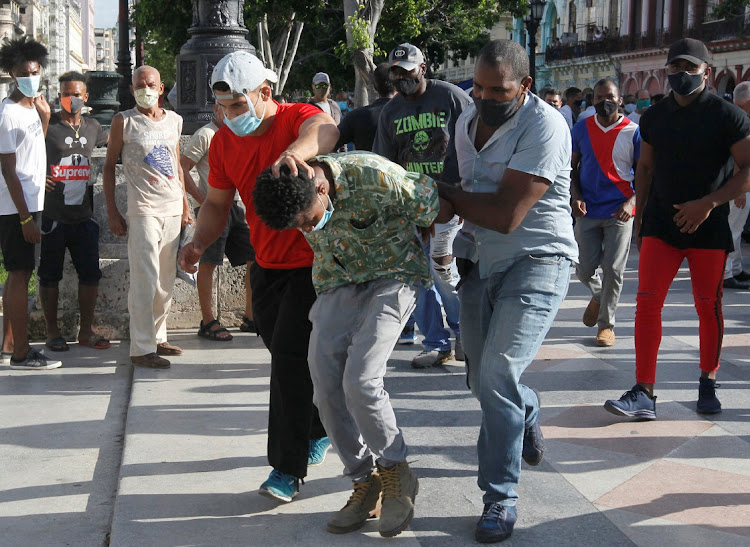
[343,0,385,107]
[256,12,304,95]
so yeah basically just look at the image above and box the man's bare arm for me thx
[439,168,551,234]
[0,152,40,243]
[179,155,205,204]
[103,113,127,237]
[271,112,340,178]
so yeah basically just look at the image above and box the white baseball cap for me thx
[211,51,278,99]
[312,72,330,85]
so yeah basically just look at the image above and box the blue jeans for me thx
[459,255,571,505]
[407,220,461,351]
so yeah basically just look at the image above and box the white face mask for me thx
[134,87,160,108]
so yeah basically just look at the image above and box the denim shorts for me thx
[38,216,102,287]
[197,202,254,266]
[0,212,39,272]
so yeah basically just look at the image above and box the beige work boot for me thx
[596,327,615,347]
[582,297,600,327]
[377,462,418,537]
[326,473,382,534]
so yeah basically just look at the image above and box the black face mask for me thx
[668,71,704,96]
[594,100,618,118]
[473,91,523,127]
[393,78,421,96]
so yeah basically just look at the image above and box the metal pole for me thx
[527,19,539,94]
[116,0,135,110]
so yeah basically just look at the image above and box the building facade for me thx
[94,27,117,72]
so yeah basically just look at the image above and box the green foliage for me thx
[376,0,525,70]
[334,3,385,65]
[711,0,750,19]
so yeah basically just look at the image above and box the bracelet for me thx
[19,215,33,226]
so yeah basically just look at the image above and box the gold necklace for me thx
[64,120,81,139]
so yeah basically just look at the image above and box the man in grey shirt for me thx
[438,40,578,543]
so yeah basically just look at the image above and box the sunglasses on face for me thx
[314,83,329,89]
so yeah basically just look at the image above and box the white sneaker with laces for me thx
[9,349,62,370]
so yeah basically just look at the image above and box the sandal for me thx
[239,316,256,334]
[198,319,233,341]
[45,336,70,352]
[79,334,111,350]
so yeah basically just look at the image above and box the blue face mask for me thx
[16,75,40,98]
[337,100,348,112]
[312,194,334,231]
[224,92,266,137]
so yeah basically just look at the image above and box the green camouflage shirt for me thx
[305,152,439,294]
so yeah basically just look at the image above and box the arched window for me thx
[569,1,577,35]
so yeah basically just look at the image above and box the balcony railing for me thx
[546,13,750,62]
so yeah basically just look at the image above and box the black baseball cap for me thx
[666,38,710,66]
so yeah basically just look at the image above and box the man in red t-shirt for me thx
[179,51,339,502]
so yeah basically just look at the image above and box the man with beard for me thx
[438,39,577,543]
[373,42,470,369]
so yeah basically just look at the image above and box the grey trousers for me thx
[574,216,633,329]
[308,278,416,482]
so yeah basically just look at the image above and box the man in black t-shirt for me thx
[373,42,470,369]
[604,39,750,420]
[335,63,395,152]
[39,71,109,352]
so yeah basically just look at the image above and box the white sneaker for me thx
[9,349,62,370]
[1,352,11,365]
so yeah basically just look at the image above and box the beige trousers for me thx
[127,215,181,356]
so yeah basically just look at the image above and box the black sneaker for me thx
[604,384,656,420]
[9,349,62,370]
[697,377,722,414]
[522,388,544,466]
[475,503,517,543]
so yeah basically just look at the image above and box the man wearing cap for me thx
[179,51,339,503]
[104,65,191,369]
[309,72,342,124]
[374,42,470,369]
[604,38,750,420]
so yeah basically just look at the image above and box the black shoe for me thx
[734,271,750,282]
[722,277,750,290]
[475,503,517,543]
[697,377,722,414]
[522,389,544,466]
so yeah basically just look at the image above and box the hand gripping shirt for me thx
[303,151,439,294]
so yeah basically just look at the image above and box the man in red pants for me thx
[604,38,750,419]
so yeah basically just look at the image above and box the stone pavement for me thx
[1,243,749,546]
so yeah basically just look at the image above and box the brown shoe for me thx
[156,342,183,356]
[582,298,600,327]
[326,474,382,534]
[595,327,615,347]
[377,462,418,537]
[131,352,171,368]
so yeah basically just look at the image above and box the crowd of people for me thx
[1,33,748,544]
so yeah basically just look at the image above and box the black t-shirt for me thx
[373,79,471,184]
[44,114,108,224]
[336,97,391,152]
[639,88,750,250]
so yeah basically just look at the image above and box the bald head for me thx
[132,65,160,86]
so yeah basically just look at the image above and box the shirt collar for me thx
[466,92,531,151]
[665,86,711,112]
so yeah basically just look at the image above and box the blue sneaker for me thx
[522,388,544,466]
[697,377,722,414]
[475,503,517,543]
[308,436,332,466]
[398,327,417,345]
[259,469,299,502]
[604,384,656,420]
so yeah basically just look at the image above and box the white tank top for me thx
[121,108,183,217]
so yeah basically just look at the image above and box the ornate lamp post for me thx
[116,0,134,110]
[524,0,546,93]
[175,0,256,134]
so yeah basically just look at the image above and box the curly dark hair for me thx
[0,36,49,74]
[253,165,317,230]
